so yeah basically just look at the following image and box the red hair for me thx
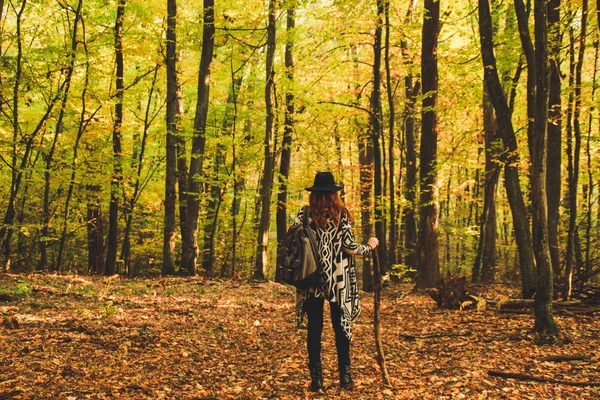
[309,191,352,229]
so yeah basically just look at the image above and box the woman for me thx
[295,171,379,392]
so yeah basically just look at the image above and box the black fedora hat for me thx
[305,171,343,192]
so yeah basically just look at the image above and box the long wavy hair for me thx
[309,191,352,229]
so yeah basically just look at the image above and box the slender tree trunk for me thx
[39,0,83,272]
[372,0,386,271]
[254,0,277,280]
[162,0,181,276]
[416,0,441,289]
[565,0,587,300]
[359,136,375,292]
[57,15,93,272]
[473,88,500,283]
[121,67,159,275]
[276,5,296,270]
[202,77,241,275]
[87,184,104,274]
[530,0,558,337]
[0,0,27,271]
[547,0,562,278]
[402,80,418,270]
[401,0,418,272]
[584,31,598,280]
[565,23,576,291]
[105,0,126,276]
[181,0,214,276]
[384,0,397,267]
[479,0,536,298]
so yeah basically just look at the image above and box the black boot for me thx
[339,363,353,390]
[309,362,323,392]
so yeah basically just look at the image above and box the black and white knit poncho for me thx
[294,207,371,341]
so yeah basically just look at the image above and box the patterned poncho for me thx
[294,207,371,341]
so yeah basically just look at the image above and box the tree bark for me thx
[254,0,277,280]
[416,0,441,289]
[276,5,296,271]
[372,0,386,271]
[181,0,214,276]
[531,0,558,337]
[565,0,586,300]
[473,87,500,283]
[383,0,398,267]
[105,0,126,276]
[546,0,562,278]
[162,0,181,276]
[479,0,536,298]
[401,0,418,272]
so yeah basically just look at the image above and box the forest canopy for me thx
[0,0,597,304]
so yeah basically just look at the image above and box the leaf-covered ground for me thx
[1,274,599,399]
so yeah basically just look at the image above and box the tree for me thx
[546,0,562,278]
[401,0,418,272]
[371,0,386,271]
[276,1,296,271]
[565,0,587,299]
[254,0,277,280]
[383,0,398,267]
[479,0,536,299]
[181,0,215,276]
[105,0,126,276]
[162,0,181,276]
[416,0,441,289]
[39,0,83,272]
[530,0,559,337]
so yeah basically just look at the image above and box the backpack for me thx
[277,207,322,290]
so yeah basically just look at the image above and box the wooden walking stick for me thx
[372,249,390,385]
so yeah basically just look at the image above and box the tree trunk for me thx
[584,31,598,280]
[416,0,441,289]
[162,0,181,276]
[478,0,536,298]
[105,0,126,276]
[87,184,104,274]
[531,0,558,337]
[122,67,159,275]
[384,0,398,267]
[57,14,93,273]
[276,5,296,271]
[39,0,83,272]
[202,77,241,276]
[565,0,586,299]
[254,0,277,280]
[473,87,500,283]
[359,136,374,292]
[181,0,215,276]
[401,0,418,272]
[372,0,386,271]
[546,0,562,278]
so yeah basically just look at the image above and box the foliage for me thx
[0,0,597,283]
[2,274,600,398]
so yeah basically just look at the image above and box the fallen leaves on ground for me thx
[0,274,599,399]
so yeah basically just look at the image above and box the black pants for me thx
[304,296,350,370]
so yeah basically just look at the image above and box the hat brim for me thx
[304,184,343,192]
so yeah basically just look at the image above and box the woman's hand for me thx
[367,237,379,250]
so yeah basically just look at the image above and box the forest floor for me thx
[1,274,599,399]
